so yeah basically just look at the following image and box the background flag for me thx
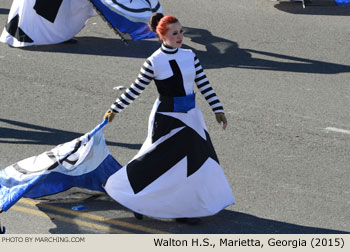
[0,0,162,47]
[88,0,162,42]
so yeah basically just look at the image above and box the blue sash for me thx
[159,93,196,113]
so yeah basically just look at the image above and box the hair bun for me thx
[148,13,164,33]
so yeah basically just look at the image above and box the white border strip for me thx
[325,127,350,135]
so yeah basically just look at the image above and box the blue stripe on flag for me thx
[23,154,121,198]
[89,0,157,40]
[334,0,350,5]
[0,173,42,212]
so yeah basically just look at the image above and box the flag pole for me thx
[0,210,5,234]
[87,0,129,45]
[88,119,109,139]
[0,224,5,234]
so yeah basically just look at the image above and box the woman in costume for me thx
[103,13,234,224]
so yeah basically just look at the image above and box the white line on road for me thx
[325,127,350,135]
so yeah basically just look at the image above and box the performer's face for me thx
[163,22,183,48]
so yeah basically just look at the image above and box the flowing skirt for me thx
[104,98,234,218]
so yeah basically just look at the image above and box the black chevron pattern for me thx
[5,14,33,43]
[126,114,219,194]
[34,0,63,23]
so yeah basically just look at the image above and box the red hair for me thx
[156,16,179,39]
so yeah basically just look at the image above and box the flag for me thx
[88,0,162,41]
[0,0,162,47]
[0,120,122,212]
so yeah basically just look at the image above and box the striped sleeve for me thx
[111,59,154,113]
[194,56,224,113]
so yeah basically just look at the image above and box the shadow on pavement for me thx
[20,27,350,74]
[216,210,349,234]
[182,26,350,74]
[34,188,349,234]
[36,189,133,234]
[0,8,9,15]
[21,37,159,59]
[0,118,141,149]
[274,0,350,15]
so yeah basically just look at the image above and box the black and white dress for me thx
[104,44,234,218]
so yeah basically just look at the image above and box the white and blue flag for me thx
[0,120,121,212]
[0,0,162,47]
[89,0,162,41]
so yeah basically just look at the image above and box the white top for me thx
[111,44,224,114]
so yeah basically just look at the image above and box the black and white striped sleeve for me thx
[194,56,224,114]
[111,59,154,113]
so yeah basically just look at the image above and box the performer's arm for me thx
[111,59,154,113]
[194,56,224,114]
[104,60,154,122]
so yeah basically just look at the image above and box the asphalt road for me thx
[0,0,349,234]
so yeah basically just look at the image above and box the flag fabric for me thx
[0,0,162,47]
[0,120,122,212]
[334,0,350,5]
[88,0,162,41]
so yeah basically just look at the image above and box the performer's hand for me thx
[215,113,227,130]
[104,109,116,123]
